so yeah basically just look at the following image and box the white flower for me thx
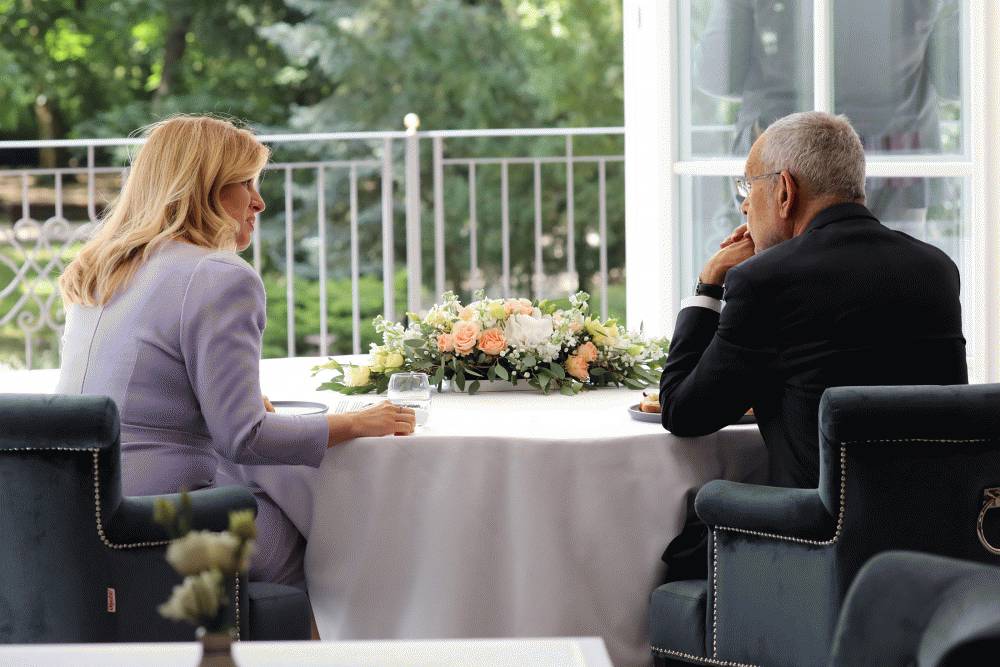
[504,314,553,348]
[166,531,240,576]
[343,365,372,387]
[158,569,227,624]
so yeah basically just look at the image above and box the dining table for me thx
[0,356,767,666]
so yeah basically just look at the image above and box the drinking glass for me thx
[387,371,431,426]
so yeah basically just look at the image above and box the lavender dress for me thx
[57,240,328,587]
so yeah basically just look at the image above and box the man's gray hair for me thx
[760,111,866,201]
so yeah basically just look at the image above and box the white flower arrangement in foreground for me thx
[314,290,669,395]
[153,493,256,635]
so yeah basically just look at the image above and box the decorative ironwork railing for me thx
[0,121,625,369]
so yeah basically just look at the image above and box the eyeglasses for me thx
[734,171,782,199]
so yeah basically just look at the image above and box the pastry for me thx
[639,391,660,413]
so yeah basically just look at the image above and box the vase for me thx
[443,378,540,393]
[196,627,236,667]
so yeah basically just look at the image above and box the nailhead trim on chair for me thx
[703,437,993,663]
[234,573,241,641]
[651,645,758,667]
[89,450,172,550]
[5,446,242,640]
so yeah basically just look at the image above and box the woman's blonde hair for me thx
[60,115,270,306]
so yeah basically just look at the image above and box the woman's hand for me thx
[326,400,416,447]
[353,400,416,437]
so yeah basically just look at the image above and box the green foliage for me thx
[256,0,625,306]
[0,0,318,147]
[0,1,628,368]
[260,268,408,358]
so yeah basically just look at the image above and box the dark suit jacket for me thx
[660,203,968,488]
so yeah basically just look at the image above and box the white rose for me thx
[504,314,554,348]
[158,569,226,624]
[166,530,240,576]
[344,365,372,387]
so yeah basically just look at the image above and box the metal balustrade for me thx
[0,121,625,369]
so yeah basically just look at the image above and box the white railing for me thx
[0,121,625,369]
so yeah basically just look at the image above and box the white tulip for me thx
[158,569,226,624]
[166,531,240,576]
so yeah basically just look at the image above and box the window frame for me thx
[623,0,1000,383]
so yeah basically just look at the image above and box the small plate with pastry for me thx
[628,391,756,425]
[628,391,663,423]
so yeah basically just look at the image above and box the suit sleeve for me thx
[659,266,775,436]
[179,256,328,467]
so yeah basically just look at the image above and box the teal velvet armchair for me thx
[830,551,1000,667]
[0,393,310,643]
[650,384,1000,667]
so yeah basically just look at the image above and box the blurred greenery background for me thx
[0,0,626,369]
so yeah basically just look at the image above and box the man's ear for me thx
[777,170,796,219]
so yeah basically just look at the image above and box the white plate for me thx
[627,404,756,425]
[628,404,661,423]
[270,400,329,415]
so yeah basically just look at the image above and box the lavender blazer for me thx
[57,240,328,497]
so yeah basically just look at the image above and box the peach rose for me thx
[565,354,590,382]
[577,341,598,363]
[437,333,455,353]
[452,320,481,356]
[458,306,475,321]
[504,298,534,317]
[477,328,507,356]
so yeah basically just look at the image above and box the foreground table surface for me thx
[0,637,613,667]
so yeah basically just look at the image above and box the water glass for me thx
[387,371,431,426]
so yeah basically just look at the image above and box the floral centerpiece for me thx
[153,493,257,666]
[314,290,668,395]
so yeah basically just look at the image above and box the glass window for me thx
[683,0,814,158]
[872,176,965,266]
[833,0,962,155]
[677,176,743,292]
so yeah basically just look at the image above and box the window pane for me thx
[682,0,813,158]
[833,0,962,155]
[873,176,964,269]
[677,176,743,293]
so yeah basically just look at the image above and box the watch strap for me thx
[694,281,724,300]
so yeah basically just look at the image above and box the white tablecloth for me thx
[0,358,767,667]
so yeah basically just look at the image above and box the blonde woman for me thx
[57,115,415,587]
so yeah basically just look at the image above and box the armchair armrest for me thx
[695,479,836,539]
[107,486,257,544]
[0,393,118,452]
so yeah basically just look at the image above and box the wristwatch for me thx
[694,280,724,300]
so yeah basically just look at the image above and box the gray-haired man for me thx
[657,111,968,579]
[661,111,967,489]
